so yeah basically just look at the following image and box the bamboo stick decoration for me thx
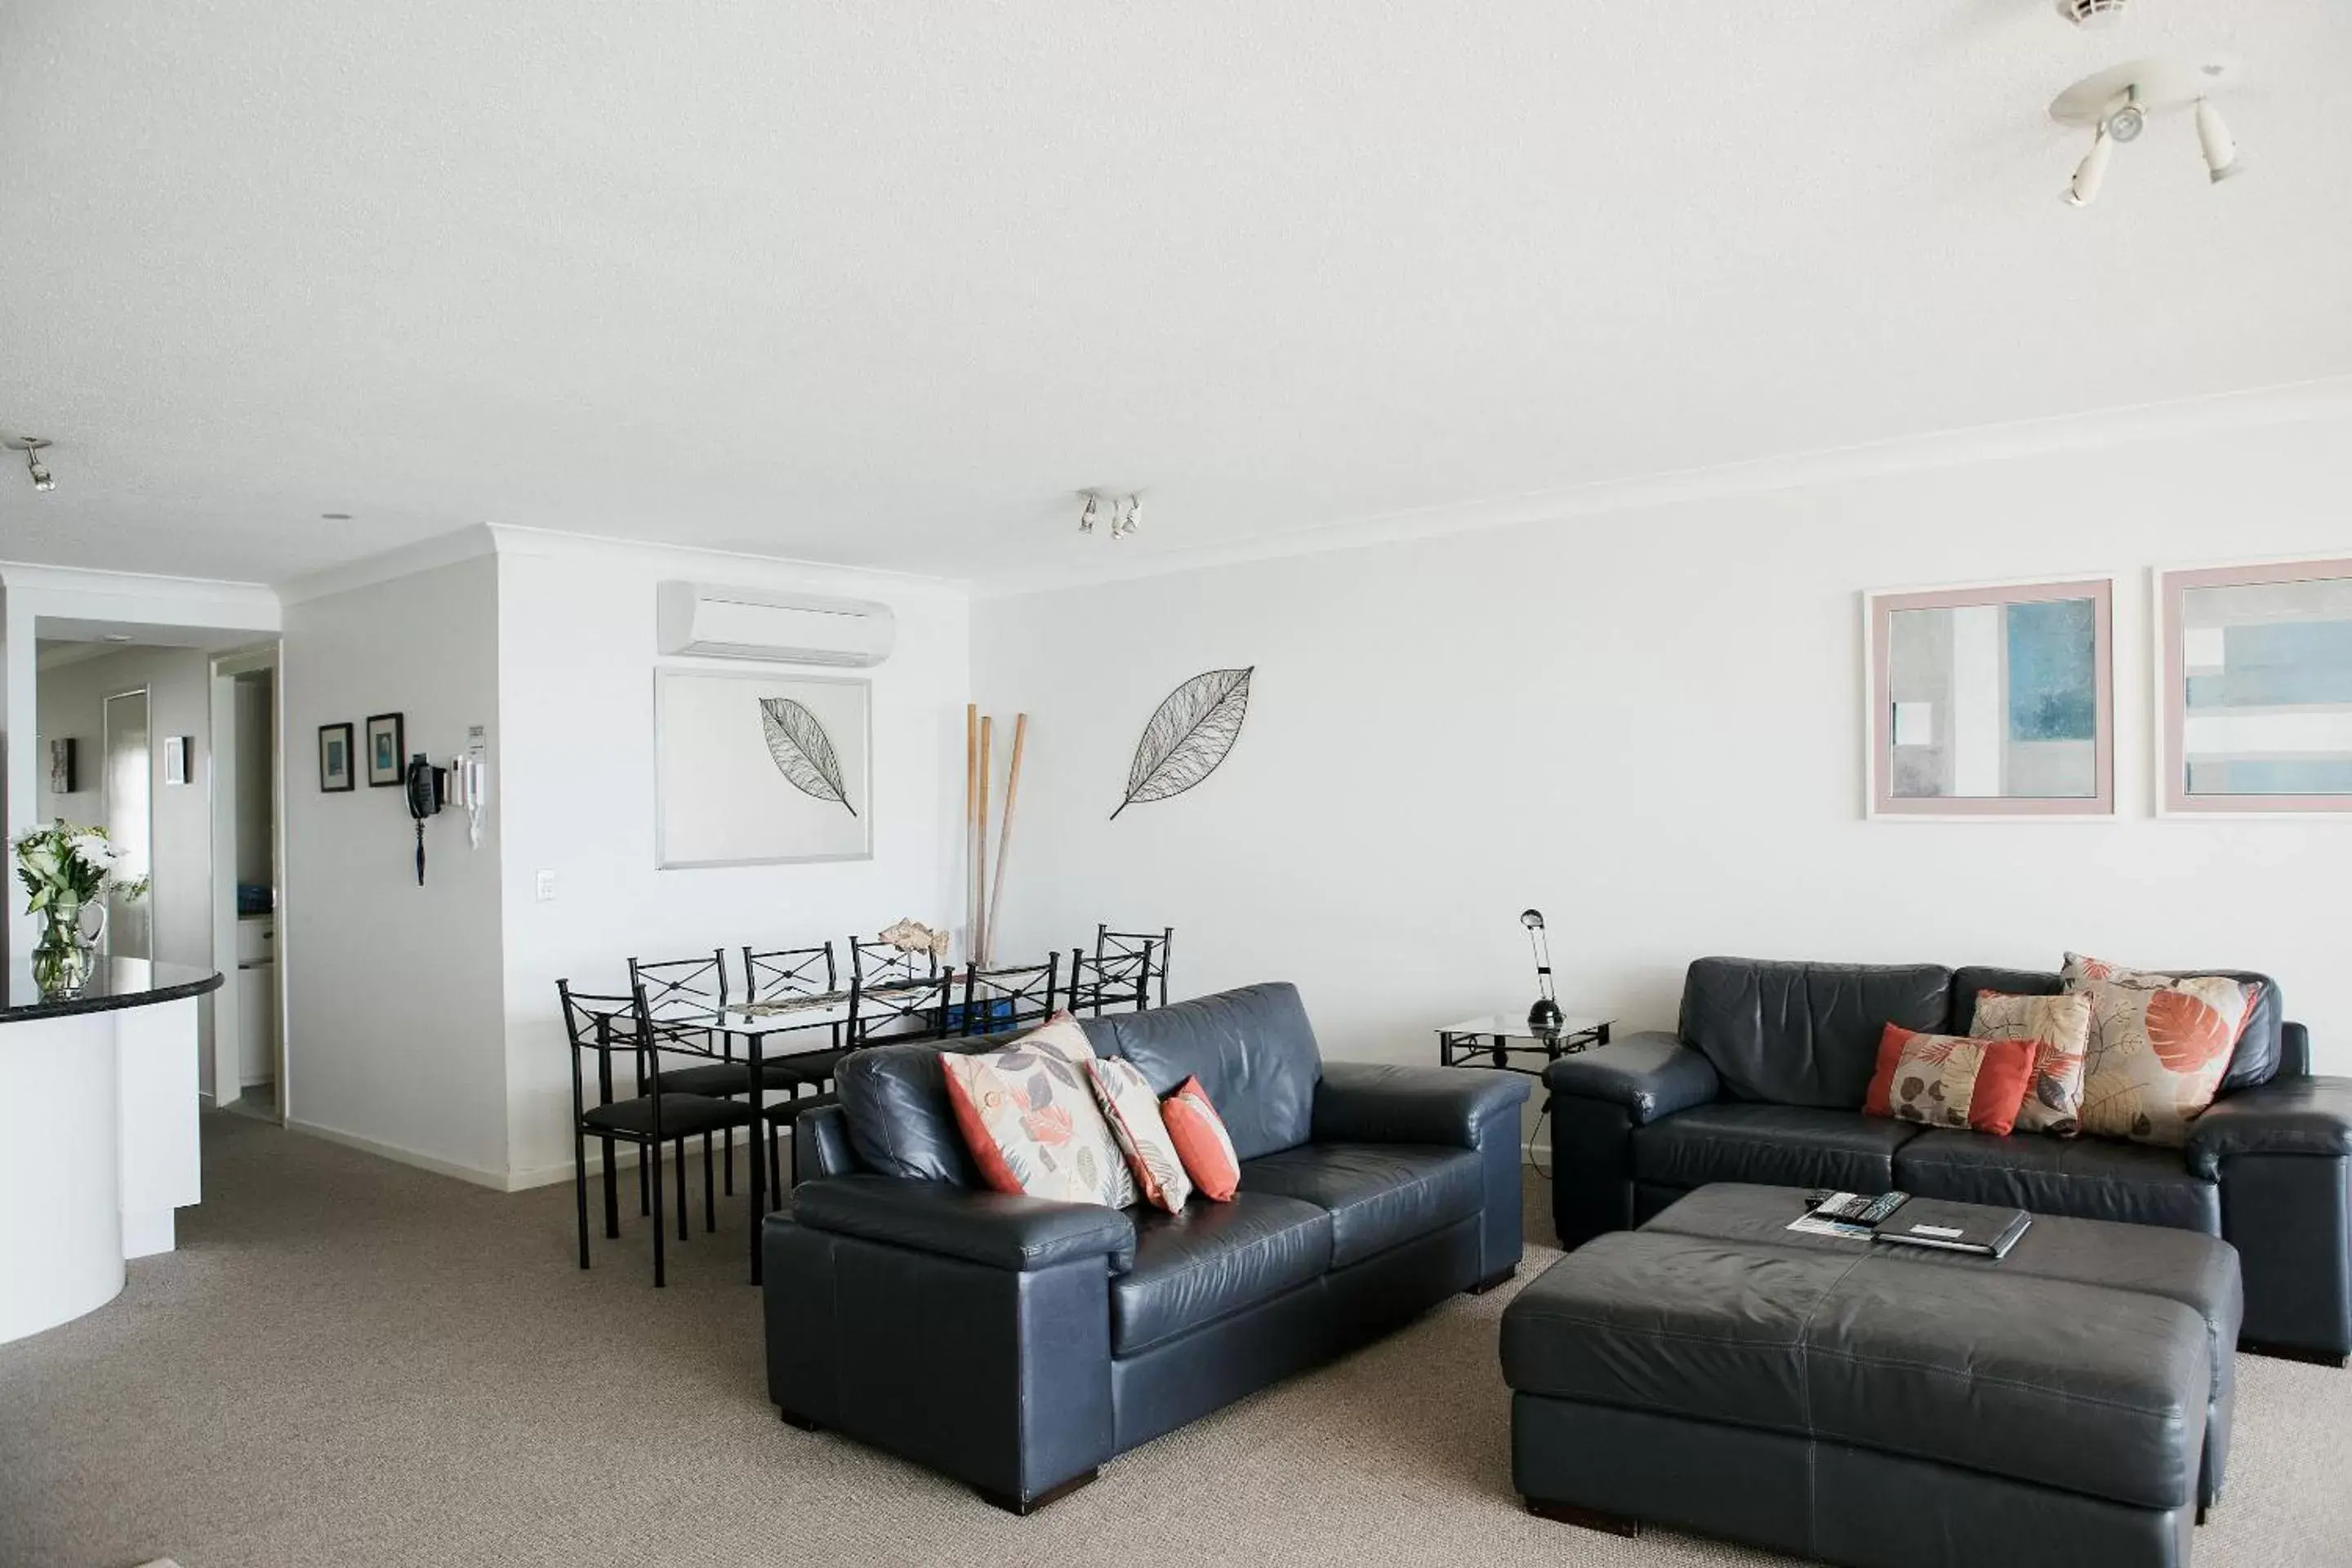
[986,713,1028,966]
[964,703,978,961]
[976,715,994,967]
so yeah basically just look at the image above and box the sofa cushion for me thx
[2064,955,2264,1147]
[1895,1128,2221,1234]
[1103,982,1322,1161]
[1953,964,2284,1094]
[1111,1192,1333,1355]
[1966,990,2094,1137]
[1862,1025,2037,1137]
[1633,1104,1921,1194]
[1240,1143,1482,1267]
[1679,959,1952,1108]
[835,1022,1092,1183]
[940,1018,1137,1209]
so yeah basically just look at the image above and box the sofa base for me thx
[778,1406,821,1432]
[1526,1496,1638,1536]
[1515,1394,2195,1568]
[1466,1263,1517,1295]
[977,1468,1098,1517]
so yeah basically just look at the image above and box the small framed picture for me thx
[366,712,406,787]
[163,735,192,786]
[48,737,77,795]
[320,723,356,792]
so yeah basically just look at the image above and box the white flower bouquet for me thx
[14,820,146,994]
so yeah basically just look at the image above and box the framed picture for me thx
[48,737,77,795]
[365,712,406,787]
[163,735,191,786]
[654,667,872,868]
[319,723,355,792]
[1864,577,2115,818]
[2158,555,2352,816]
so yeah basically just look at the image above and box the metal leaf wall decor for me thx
[1113,666,1254,820]
[759,697,857,816]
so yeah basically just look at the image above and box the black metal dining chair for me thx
[629,949,756,1194]
[560,980,755,1288]
[960,955,1063,1037]
[1087,925,1174,1013]
[756,951,952,1205]
[1067,948,1152,1016]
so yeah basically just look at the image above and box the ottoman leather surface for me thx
[1503,1183,2234,1513]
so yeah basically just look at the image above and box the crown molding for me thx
[0,559,279,626]
[973,374,2352,599]
[483,523,969,599]
[273,523,498,606]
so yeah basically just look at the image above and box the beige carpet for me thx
[3,1114,2349,1568]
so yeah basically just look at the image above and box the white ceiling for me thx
[2,2,2346,589]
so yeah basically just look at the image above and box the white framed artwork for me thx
[1862,575,2117,820]
[2155,554,2352,818]
[654,667,872,868]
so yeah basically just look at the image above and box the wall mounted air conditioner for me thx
[656,581,896,666]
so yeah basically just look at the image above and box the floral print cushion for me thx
[2062,953,2262,1147]
[1862,1024,2038,1137]
[939,1016,1137,1208]
[1085,1055,1194,1214]
[1968,990,2095,1138]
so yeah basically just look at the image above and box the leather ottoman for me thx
[1501,1183,2242,1568]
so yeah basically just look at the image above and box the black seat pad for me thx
[1633,1103,1919,1194]
[1502,1222,2213,1511]
[582,1093,755,1140]
[648,1059,812,1096]
[1111,1193,1331,1355]
[1240,1143,1481,1267]
[1895,1129,2220,1235]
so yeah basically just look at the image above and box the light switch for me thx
[535,871,557,902]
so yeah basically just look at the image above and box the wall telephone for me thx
[405,752,443,885]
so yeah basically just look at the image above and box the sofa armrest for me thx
[793,1173,1137,1273]
[2282,1021,2312,1079]
[2188,1076,2352,1179]
[1311,1062,1531,1148]
[1542,1031,1721,1126]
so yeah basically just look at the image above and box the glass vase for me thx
[30,898,94,1000]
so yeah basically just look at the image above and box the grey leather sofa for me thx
[1547,957,2352,1364]
[761,982,1531,1512]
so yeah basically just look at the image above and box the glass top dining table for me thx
[577,976,951,1282]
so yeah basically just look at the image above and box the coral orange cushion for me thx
[1864,1023,2038,1138]
[1159,1075,1241,1202]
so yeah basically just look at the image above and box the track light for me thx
[6,435,54,492]
[2104,88,2145,145]
[2196,98,2241,183]
[1076,489,1144,541]
[2065,128,2114,207]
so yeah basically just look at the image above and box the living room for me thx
[2,5,2348,1566]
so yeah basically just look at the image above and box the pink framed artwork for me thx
[1864,577,2115,818]
[2158,556,2352,816]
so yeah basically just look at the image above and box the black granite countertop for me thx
[3,958,225,1022]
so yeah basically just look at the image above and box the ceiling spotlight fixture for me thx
[2104,87,2145,144]
[4,434,55,492]
[2049,57,2244,207]
[2054,0,2130,29]
[1077,489,1145,541]
[2195,98,2241,183]
[2066,127,2115,207]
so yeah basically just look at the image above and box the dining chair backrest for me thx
[744,941,838,1004]
[960,954,1062,1037]
[558,979,644,1113]
[851,937,938,990]
[1094,924,1174,1009]
[848,964,953,1046]
[1067,947,1151,1017]
[629,949,728,1010]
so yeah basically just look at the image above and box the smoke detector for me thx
[2056,0,2130,27]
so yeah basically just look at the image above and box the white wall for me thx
[972,416,2352,1080]
[35,646,220,1082]
[281,554,508,1179]
[494,535,970,1185]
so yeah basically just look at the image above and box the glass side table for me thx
[1437,1013,1615,1076]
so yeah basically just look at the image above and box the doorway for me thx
[100,687,154,960]
[211,646,285,1123]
